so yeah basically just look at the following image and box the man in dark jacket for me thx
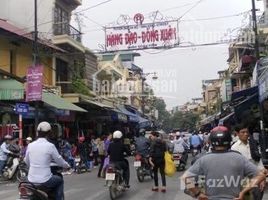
[108,131,130,188]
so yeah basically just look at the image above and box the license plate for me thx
[134,161,141,167]
[106,173,115,180]
[193,149,198,153]
[174,160,180,165]
[75,158,81,162]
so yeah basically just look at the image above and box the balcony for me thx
[52,23,85,52]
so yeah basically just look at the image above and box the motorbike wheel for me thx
[109,182,118,200]
[137,168,144,182]
[76,167,81,174]
[16,168,28,182]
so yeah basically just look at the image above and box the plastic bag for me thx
[103,156,110,170]
[164,151,176,177]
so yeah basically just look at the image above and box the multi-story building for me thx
[0,0,98,98]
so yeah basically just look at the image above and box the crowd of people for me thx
[0,120,267,200]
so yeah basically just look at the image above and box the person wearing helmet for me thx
[21,137,33,157]
[77,136,91,171]
[107,130,131,188]
[0,135,13,176]
[135,129,151,157]
[182,126,267,200]
[25,122,70,200]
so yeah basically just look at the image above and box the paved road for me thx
[0,157,268,200]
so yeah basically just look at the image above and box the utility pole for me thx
[33,0,39,132]
[141,76,145,115]
[251,0,260,60]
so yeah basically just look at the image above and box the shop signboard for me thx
[259,69,268,102]
[26,65,43,102]
[15,103,29,114]
[105,13,178,51]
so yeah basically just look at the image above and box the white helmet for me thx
[37,121,51,132]
[26,137,32,141]
[113,130,123,139]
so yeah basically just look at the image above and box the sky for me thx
[74,0,264,109]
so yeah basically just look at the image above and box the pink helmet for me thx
[78,136,85,143]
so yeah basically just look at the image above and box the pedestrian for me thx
[183,126,267,200]
[0,135,13,176]
[149,132,167,193]
[97,136,106,178]
[91,136,98,167]
[21,137,32,158]
[231,123,265,200]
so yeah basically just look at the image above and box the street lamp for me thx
[141,72,158,115]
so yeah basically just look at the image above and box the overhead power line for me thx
[74,0,113,14]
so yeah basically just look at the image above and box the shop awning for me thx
[0,79,24,100]
[82,99,114,109]
[111,108,128,123]
[218,112,235,125]
[117,105,139,122]
[42,92,87,112]
[231,86,258,101]
[234,93,259,121]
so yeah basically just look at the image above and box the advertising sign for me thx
[105,19,178,51]
[26,65,43,102]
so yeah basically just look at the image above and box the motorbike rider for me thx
[107,130,131,188]
[173,133,189,166]
[189,131,203,153]
[0,135,13,176]
[182,126,267,200]
[25,121,70,200]
[135,129,151,168]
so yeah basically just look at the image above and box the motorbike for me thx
[75,157,90,174]
[191,145,199,157]
[105,164,127,200]
[2,150,28,182]
[18,166,65,200]
[173,152,188,171]
[134,153,153,182]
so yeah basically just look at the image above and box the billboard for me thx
[105,17,178,51]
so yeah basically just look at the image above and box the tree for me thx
[154,98,171,131]
[170,111,199,131]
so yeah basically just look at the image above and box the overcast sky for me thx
[76,0,264,109]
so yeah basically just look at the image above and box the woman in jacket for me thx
[149,132,167,193]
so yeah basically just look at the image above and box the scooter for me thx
[2,153,28,182]
[18,166,65,200]
[134,153,153,182]
[105,164,127,200]
[173,152,188,171]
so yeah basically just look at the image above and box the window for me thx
[54,5,69,35]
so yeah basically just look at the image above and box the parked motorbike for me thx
[134,153,153,182]
[18,166,64,200]
[105,164,127,200]
[173,152,188,171]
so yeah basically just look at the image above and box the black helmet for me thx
[139,129,146,136]
[209,126,232,149]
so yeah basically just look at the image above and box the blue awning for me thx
[117,106,139,122]
[231,86,258,101]
[138,116,151,128]
[234,93,259,122]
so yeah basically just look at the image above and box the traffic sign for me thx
[15,103,29,114]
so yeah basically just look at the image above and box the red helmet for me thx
[78,136,85,143]
[209,126,232,148]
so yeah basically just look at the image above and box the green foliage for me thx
[154,98,171,131]
[170,111,200,131]
[71,78,91,96]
